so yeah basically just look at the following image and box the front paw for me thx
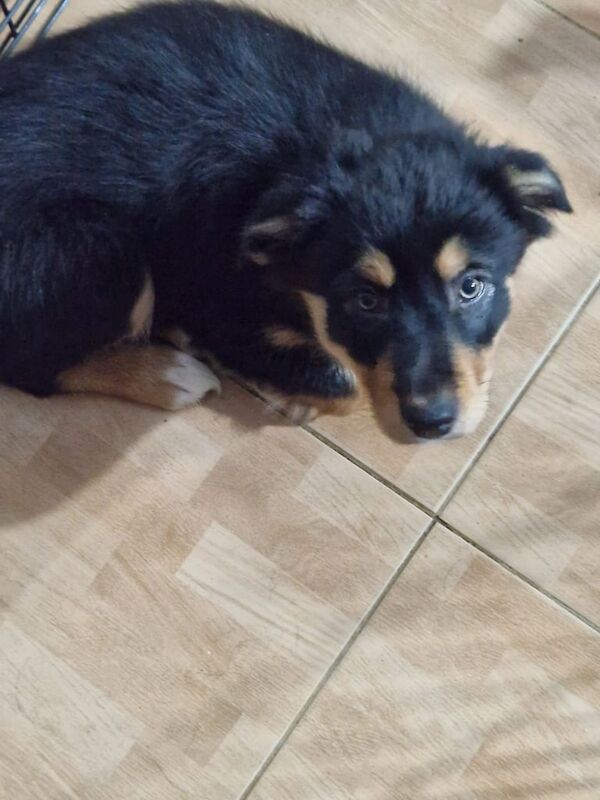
[265,391,359,424]
[268,396,321,424]
[160,351,221,410]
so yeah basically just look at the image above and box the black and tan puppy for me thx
[0,1,571,439]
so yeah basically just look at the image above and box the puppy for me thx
[0,1,571,438]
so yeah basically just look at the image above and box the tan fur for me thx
[365,351,394,404]
[300,292,362,394]
[357,249,395,288]
[434,236,470,281]
[128,275,155,339]
[57,344,220,410]
[451,343,494,436]
[247,252,271,266]
[264,313,360,421]
[244,216,295,264]
[505,166,561,201]
[161,327,194,352]
[265,390,360,424]
[362,351,403,435]
[264,325,312,349]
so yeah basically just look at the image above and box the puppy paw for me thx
[264,392,321,424]
[278,400,320,425]
[162,351,221,410]
[264,389,361,424]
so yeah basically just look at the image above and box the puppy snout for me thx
[400,392,457,439]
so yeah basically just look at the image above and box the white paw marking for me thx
[163,352,221,410]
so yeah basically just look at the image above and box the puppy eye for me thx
[357,289,383,312]
[459,275,486,303]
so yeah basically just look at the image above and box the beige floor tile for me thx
[444,290,600,626]
[0,382,428,800]
[249,525,600,800]
[545,0,600,37]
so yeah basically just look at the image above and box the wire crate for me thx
[1,0,69,57]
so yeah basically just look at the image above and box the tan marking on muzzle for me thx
[357,248,395,288]
[452,343,495,436]
[361,350,406,438]
[365,350,394,403]
[434,236,470,281]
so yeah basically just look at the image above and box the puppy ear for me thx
[242,215,298,266]
[243,127,372,265]
[242,178,330,266]
[484,147,572,239]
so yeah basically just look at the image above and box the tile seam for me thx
[236,517,436,800]
[534,0,600,43]
[436,273,599,516]
[439,519,600,636]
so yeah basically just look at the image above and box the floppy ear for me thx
[484,147,572,239]
[241,177,331,266]
[242,127,373,265]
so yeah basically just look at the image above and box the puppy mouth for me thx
[364,356,492,443]
[406,420,454,440]
[399,390,458,440]
[406,413,485,442]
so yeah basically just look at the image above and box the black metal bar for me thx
[1,0,70,56]
[0,0,29,36]
[0,0,19,37]
[36,0,68,40]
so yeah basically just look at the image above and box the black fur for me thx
[0,1,571,434]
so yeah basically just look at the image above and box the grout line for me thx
[230,374,435,518]
[439,519,600,636]
[300,424,434,517]
[436,272,600,516]
[240,506,600,800]
[534,0,600,43]
[236,517,436,800]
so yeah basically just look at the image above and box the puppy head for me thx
[243,130,571,439]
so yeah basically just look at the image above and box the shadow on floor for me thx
[0,376,292,525]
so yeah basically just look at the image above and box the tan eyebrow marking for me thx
[434,236,470,281]
[357,248,395,288]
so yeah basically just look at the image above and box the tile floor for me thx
[0,1,599,798]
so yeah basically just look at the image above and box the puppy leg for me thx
[203,328,361,422]
[264,389,360,423]
[57,344,220,410]
[0,203,152,397]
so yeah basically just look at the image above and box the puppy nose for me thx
[401,394,458,439]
